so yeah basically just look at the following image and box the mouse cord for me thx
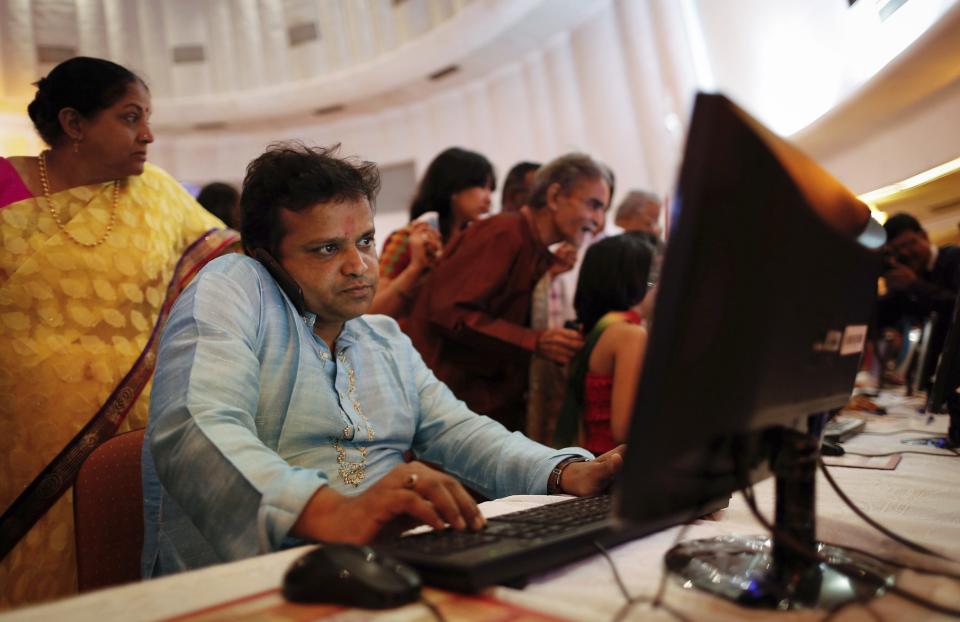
[858,429,942,437]
[592,539,692,622]
[743,482,960,618]
[843,449,960,458]
[420,595,447,622]
[817,540,960,581]
[817,457,954,561]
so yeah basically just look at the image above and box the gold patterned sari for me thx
[0,161,238,608]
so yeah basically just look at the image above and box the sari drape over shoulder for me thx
[0,160,238,608]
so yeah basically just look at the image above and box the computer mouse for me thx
[820,440,845,456]
[282,543,421,609]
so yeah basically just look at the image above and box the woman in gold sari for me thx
[0,57,238,608]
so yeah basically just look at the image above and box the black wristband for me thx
[548,457,587,495]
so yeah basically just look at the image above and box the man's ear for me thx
[545,182,561,212]
[57,108,84,142]
[253,248,307,315]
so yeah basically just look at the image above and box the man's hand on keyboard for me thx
[560,445,626,496]
[290,462,486,544]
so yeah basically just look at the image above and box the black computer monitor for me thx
[907,292,960,448]
[912,309,950,394]
[615,93,890,609]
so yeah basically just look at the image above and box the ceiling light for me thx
[858,156,960,204]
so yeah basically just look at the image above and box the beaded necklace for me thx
[37,150,119,248]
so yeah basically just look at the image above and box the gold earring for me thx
[73,139,79,154]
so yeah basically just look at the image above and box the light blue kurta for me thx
[142,254,590,577]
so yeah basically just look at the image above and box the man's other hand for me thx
[548,243,578,276]
[536,328,584,365]
[883,260,917,291]
[291,461,485,544]
[559,445,625,496]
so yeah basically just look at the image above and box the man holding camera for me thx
[876,213,960,384]
[881,213,960,318]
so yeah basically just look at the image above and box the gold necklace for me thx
[330,350,376,487]
[37,150,120,248]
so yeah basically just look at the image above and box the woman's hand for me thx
[370,223,442,316]
[407,221,442,272]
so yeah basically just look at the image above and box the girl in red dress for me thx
[555,233,656,454]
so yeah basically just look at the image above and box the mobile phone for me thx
[882,249,896,268]
[253,248,307,314]
[414,211,440,230]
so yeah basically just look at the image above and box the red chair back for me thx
[74,428,145,592]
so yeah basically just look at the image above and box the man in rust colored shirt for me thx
[406,153,612,431]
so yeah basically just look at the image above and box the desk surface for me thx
[4,396,959,622]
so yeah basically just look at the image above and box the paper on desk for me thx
[870,391,927,416]
[822,454,901,470]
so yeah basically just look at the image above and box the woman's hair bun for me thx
[26,57,144,147]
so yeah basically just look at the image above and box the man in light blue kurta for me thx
[143,144,621,577]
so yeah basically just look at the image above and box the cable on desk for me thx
[844,449,960,458]
[592,540,692,622]
[648,442,734,613]
[818,540,960,581]
[817,456,954,562]
[592,541,631,602]
[741,484,960,618]
[419,595,446,622]
[858,429,943,437]
[651,522,691,609]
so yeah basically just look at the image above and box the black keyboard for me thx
[375,495,647,592]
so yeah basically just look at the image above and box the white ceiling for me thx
[788,1,960,243]
[3,0,959,241]
[0,0,609,130]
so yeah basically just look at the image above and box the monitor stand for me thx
[663,428,894,610]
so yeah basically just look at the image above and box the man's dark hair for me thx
[240,142,381,257]
[408,147,496,241]
[574,233,654,332]
[197,182,240,229]
[527,153,613,211]
[501,161,540,213]
[883,212,924,242]
[28,56,146,147]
